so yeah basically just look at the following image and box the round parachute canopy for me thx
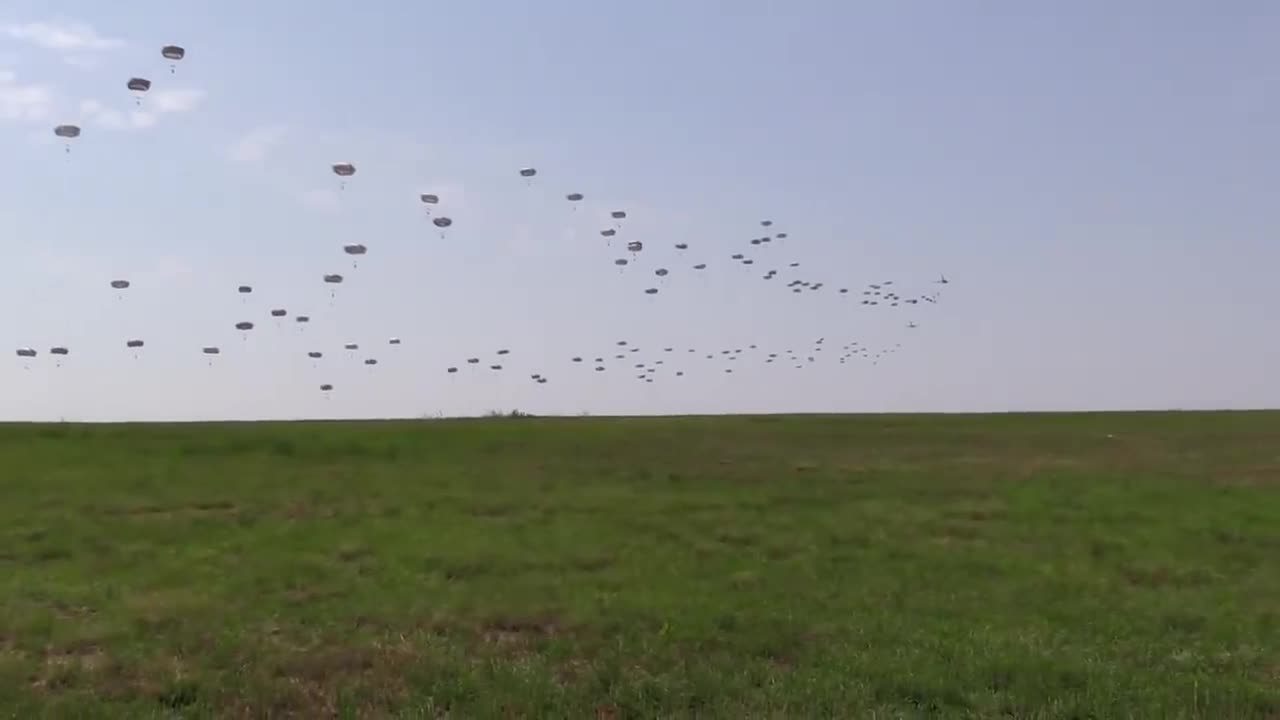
[308,351,323,359]
[675,243,688,250]
[126,340,144,348]
[389,338,401,345]
[467,358,479,364]
[270,309,287,317]
[332,163,356,177]
[776,232,788,239]
[611,210,627,220]
[161,45,186,61]
[296,315,310,323]
[743,259,754,265]
[750,239,762,245]
[627,241,643,252]
[572,357,583,362]
[127,77,152,93]
[202,347,220,355]
[644,288,658,295]
[343,243,367,255]
[761,220,773,227]
[235,322,254,331]
[16,348,37,358]
[490,365,503,371]
[364,359,378,366]
[595,366,605,372]
[110,280,130,290]
[617,341,627,346]
[320,384,334,392]
[50,346,70,355]
[324,274,344,284]
[601,229,617,238]
[54,124,81,139]
[238,285,252,294]
[496,349,510,355]
[420,193,439,205]
[655,268,669,277]
[344,343,358,350]
[519,168,537,178]
[566,193,584,202]
[693,263,707,270]
[447,367,458,373]
[614,259,628,266]
[789,262,799,268]
[432,217,453,228]
[731,254,744,260]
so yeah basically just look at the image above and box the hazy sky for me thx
[2,1,1277,421]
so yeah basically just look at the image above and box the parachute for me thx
[50,347,69,356]
[433,217,453,228]
[519,168,537,178]
[127,78,151,105]
[53,124,81,154]
[332,163,356,177]
[238,285,253,294]
[126,340,144,348]
[161,45,186,71]
[566,193,584,202]
[323,274,344,284]
[202,347,220,355]
[16,348,37,358]
[611,211,627,220]
[343,244,368,256]
[270,309,287,318]
[389,338,401,345]
[308,351,323,359]
[110,280,131,290]
[235,322,254,331]
[319,384,334,392]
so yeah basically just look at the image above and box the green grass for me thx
[1,411,1278,718]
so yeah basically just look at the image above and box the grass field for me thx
[1,412,1278,718]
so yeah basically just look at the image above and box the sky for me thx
[1,0,1277,421]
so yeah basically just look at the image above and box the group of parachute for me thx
[53,45,185,151]
[37,52,953,399]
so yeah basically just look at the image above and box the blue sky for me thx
[2,0,1277,421]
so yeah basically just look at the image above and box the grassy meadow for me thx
[1,411,1278,718]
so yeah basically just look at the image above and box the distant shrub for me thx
[483,409,536,419]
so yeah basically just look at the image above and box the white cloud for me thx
[0,69,53,122]
[150,88,205,114]
[231,124,289,164]
[130,111,157,128]
[2,21,123,52]
[298,188,342,213]
[63,55,101,70]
